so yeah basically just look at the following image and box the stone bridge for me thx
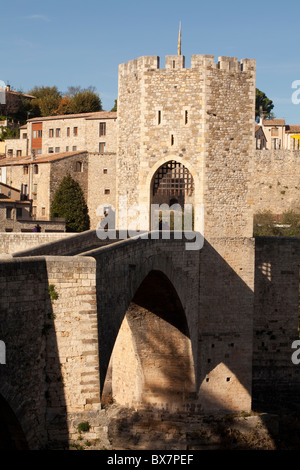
[0,230,299,449]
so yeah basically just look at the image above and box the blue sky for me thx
[1,0,300,122]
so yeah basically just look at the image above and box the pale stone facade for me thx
[259,119,300,150]
[0,151,88,220]
[4,111,117,158]
[87,152,116,230]
[249,149,300,214]
[116,55,256,239]
[5,131,28,158]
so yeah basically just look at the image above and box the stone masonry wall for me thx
[0,232,70,255]
[198,237,255,412]
[253,237,300,411]
[5,137,27,158]
[0,255,101,449]
[117,55,256,238]
[45,256,100,448]
[87,152,117,230]
[49,153,89,212]
[203,57,256,239]
[249,150,300,215]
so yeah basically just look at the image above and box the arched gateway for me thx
[150,160,195,230]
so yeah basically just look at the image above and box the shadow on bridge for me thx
[81,233,255,416]
[0,258,69,450]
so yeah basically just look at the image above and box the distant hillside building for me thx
[260,119,300,149]
[5,111,117,158]
[0,85,35,116]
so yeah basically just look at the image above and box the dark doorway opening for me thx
[0,394,28,450]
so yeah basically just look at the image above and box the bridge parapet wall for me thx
[253,236,300,411]
[0,232,70,256]
[0,255,100,449]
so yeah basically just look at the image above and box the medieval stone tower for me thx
[108,54,257,413]
[116,54,256,239]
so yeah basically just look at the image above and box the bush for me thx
[77,422,90,433]
[253,209,300,237]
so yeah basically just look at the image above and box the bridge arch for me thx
[0,386,28,450]
[102,268,197,411]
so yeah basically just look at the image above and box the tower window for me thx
[185,110,188,125]
[172,60,176,69]
[171,134,174,146]
[158,110,161,125]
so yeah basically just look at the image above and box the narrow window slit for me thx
[158,110,161,125]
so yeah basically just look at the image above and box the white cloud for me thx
[23,14,50,22]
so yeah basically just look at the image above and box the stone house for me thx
[285,124,300,150]
[0,85,35,116]
[262,119,286,149]
[261,119,300,150]
[0,182,65,232]
[5,111,117,158]
[255,124,267,149]
[0,151,89,221]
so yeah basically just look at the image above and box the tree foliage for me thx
[253,210,300,237]
[63,86,102,114]
[0,126,20,141]
[50,174,90,232]
[110,99,117,112]
[29,86,62,117]
[27,85,102,117]
[255,88,275,121]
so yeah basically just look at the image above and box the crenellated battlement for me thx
[119,54,256,75]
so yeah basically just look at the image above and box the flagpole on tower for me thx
[178,21,181,56]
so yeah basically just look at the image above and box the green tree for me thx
[253,210,279,236]
[110,99,117,112]
[0,126,20,141]
[29,86,62,117]
[281,210,300,237]
[50,174,90,232]
[253,209,300,237]
[255,88,275,121]
[63,86,102,114]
